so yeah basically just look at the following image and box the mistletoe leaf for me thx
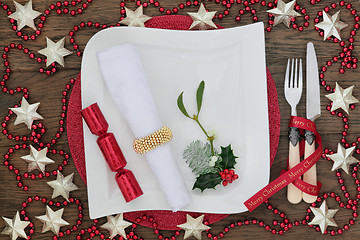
[177,92,190,118]
[219,144,237,170]
[196,81,205,115]
[192,172,222,192]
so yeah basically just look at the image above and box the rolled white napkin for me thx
[96,44,192,211]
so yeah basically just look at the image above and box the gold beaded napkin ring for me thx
[133,126,173,154]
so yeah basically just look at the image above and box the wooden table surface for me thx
[1,0,360,239]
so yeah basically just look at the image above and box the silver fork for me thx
[284,59,303,204]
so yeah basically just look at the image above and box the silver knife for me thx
[303,42,321,203]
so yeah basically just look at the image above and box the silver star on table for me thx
[10,97,43,130]
[315,10,348,41]
[47,170,79,202]
[119,6,152,27]
[327,143,359,174]
[308,200,338,234]
[100,213,132,239]
[177,214,210,240]
[8,0,41,30]
[38,37,72,67]
[21,145,54,173]
[35,206,69,235]
[188,3,217,30]
[1,211,30,240]
[325,82,359,114]
[266,0,301,28]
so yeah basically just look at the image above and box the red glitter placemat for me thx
[67,15,280,230]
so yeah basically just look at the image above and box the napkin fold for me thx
[96,44,192,211]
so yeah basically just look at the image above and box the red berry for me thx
[229,170,235,175]
[224,169,229,174]
[226,174,232,181]
[222,180,228,186]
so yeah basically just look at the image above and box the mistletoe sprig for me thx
[177,81,239,192]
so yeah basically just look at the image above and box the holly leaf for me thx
[192,172,222,192]
[218,145,237,170]
[196,81,205,115]
[177,92,190,118]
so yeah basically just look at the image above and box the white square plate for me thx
[81,22,269,219]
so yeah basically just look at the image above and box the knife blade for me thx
[306,42,321,122]
[303,42,321,203]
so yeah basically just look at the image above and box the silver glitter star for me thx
[188,3,217,30]
[8,0,41,30]
[100,213,132,239]
[35,206,69,236]
[177,214,210,240]
[21,145,54,173]
[308,200,338,234]
[10,97,43,130]
[325,82,359,114]
[327,143,359,174]
[266,0,301,27]
[47,170,79,202]
[38,37,72,67]
[119,6,152,27]
[315,10,348,41]
[1,211,30,240]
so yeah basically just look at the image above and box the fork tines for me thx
[286,58,302,89]
[284,58,303,119]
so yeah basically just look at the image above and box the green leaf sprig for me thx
[192,144,238,192]
[177,81,215,156]
[177,81,239,192]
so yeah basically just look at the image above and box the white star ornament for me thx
[35,206,69,235]
[266,0,301,27]
[8,0,41,30]
[21,145,54,173]
[325,82,359,114]
[327,143,359,174]
[308,200,338,234]
[38,37,72,67]
[315,11,348,41]
[119,6,152,27]
[47,170,79,201]
[177,214,210,240]
[1,211,30,240]
[100,213,132,239]
[10,97,43,130]
[188,3,217,30]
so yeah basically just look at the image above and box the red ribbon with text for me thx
[244,116,322,211]
[280,167,322,196]
[281,138,322,196]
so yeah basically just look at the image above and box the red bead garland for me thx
[1,74,74,190]
[315,1,359,78]
[3,143,72,191]
[18,196,83,239]
[118,0,310,32]
[1,0,94,41]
